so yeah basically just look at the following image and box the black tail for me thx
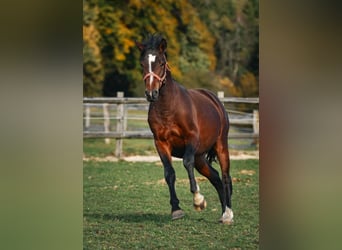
[206,147,217,164]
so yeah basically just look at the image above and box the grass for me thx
[83,159,259,249]
[83,138,157,157]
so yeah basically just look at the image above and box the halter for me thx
[143,57,170,88]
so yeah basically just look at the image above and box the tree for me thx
[83,1,104,96]
[190,0,259,97]
[83,0,259,97]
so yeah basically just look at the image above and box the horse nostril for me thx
[152,90,158,98]
[145,90,150,97]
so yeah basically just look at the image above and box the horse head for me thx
[136,35,170,102]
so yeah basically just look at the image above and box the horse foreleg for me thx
[183,145,207,211]
[183,151,197,194]
[163,159,184,220]
[194,155,225,212]
[192,184,207,211]
[156,142,184,220]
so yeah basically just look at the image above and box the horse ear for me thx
[135,40,145,51]
[159,38,167,53]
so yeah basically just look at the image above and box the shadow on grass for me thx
[85,212,171,224]
[85,211,223,226]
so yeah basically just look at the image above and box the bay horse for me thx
[136,34,233,224]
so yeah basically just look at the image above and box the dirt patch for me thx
[239,169,256,175]
[144,176,209,186]
[83,150,259,162]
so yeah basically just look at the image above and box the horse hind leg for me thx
[215,143,234,225]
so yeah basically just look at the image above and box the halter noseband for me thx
[143,60,170,88]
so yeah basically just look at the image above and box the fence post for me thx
[253,110,259,147]
[217,91,224,98]
[103,103,111,144]
[85,105,90,129]
[115,92,125,158]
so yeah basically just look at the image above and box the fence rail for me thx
[83,96,259,104]
[83,131,259,139]
[83,92,259,158]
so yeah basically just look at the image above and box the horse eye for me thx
[160,62,165,66]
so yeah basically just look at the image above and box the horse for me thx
[136,34,233,224]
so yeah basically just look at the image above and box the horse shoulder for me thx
[148,107,176,140]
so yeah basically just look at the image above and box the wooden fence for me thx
[83,92,259,158]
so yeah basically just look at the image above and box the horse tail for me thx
[206,147,217,164]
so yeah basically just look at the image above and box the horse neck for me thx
[159,72,178,101]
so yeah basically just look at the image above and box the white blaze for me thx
[148,54,156,85]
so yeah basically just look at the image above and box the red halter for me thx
[143,62,170,88]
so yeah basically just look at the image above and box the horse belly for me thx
[197,112,222,152]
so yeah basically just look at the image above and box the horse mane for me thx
[141,33,164,50]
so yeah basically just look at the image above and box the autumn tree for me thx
[83,0,258,97]
[83,0,103,96]
[190,0,259,97]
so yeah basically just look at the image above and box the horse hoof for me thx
[194,199,207,211]
[219,207,234,225]
[171,210,185,220]
[219,217,234,225]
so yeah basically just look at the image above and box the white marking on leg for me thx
[221,206,234,224]
[193,185,204,206]
[148,54,156,85]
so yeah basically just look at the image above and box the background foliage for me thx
[83,0,258,97]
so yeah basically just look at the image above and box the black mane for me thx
[141,33,165,51]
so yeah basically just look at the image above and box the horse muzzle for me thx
[145,89,159,102]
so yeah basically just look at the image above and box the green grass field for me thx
[83,136,256,159]
[83,159,259,249]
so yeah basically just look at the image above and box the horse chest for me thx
[150,121,183,141]
[151,123,186,157]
